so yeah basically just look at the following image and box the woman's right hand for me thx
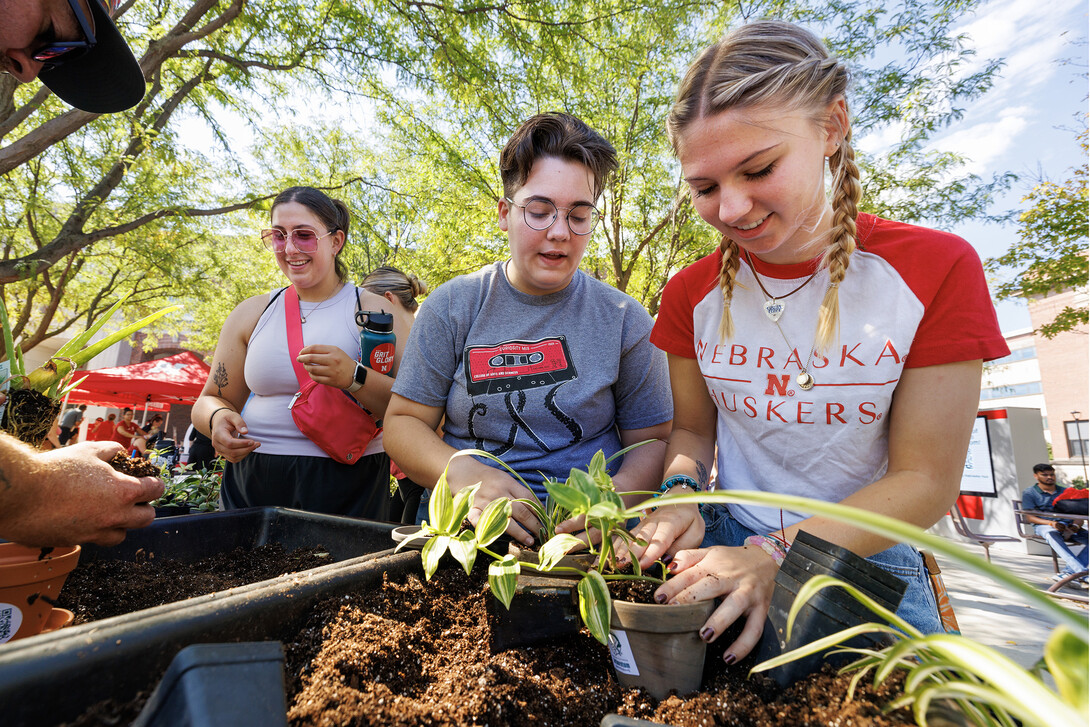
[653,544,780,664]
[210,409,260,463]
[446,455,541,546]
[622,502,706,571]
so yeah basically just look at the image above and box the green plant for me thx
[0,295,181,398]
[152,458,224,512]
[396,446,667,645]
[645,489,1088,727]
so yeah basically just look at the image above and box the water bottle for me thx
[359,311,396,376]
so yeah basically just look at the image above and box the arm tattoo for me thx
[213,363,229,397]
[695,461,709,489]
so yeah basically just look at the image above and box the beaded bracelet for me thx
[744,534,789,566]
[657,474,701,495]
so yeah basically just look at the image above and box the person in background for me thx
[1021,463,1088,589]
[91,413,117,441]
[113,407,142,452]
[0,0,159,548]
[384,112,672,544]
[58,404,86,445]
[192,188,422,519]
[627,20,1009,664]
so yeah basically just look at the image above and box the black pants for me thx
[223,451,393,521]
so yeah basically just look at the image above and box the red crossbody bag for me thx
[284,286,379,464]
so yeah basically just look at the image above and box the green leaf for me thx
[449,482,480,532]
[1044,625,1089,713]
[578,570,611,645]
[447,530,478,575]
[587,449,607,478]
[568,468,601,502]
[586,501,623,521]
[538,534,585,570]
[0,297,18,377]
[544,482,591,514]
[488,555,520,609]
[475,497,512,547]
[429,474,456,533]
[420,534,449,579]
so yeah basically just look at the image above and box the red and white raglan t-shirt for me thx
[651,214,1009,535]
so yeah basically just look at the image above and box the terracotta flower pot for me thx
[608,599,715,699]
[0,544,80,644]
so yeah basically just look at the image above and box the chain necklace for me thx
[745,251,820,323]
[298,284,343,324]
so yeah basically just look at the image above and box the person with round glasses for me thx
[0,0,145,113]
[385,112,673,545]
[192,186,427,519]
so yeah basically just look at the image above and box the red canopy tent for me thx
[66,352,210,411]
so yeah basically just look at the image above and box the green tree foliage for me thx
[988,128,1089,338]
[0,0,1014,354]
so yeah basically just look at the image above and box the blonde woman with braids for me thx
[625,20,1009,663]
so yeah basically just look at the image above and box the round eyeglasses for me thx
[261,228,335,253]
[505,197,602,236]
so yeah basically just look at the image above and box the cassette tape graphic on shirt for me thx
[464,337,577,396]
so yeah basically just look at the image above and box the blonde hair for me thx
[361,265,429,312]
[667,20,861,352]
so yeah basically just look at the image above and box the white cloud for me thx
[933,108,1032,174]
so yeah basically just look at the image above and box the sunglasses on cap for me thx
[260,228,336,253]
[31,0,118,69]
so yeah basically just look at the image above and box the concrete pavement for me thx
[934,540,1087,670]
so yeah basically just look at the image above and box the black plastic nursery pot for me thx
[0,549,422,726]
[754,530,907,688]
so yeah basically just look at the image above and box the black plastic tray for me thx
[79,506,397,564]
[0,549,420,726]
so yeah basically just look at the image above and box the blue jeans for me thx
[1033,524,1089,576]
[700,503,943,634]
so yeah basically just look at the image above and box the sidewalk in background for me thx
[935,542,1086,670]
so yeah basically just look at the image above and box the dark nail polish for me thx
[723,653,736,665]
[654,593,667,604]
[661,554,673,565]
[667,561,679,573]
[700,627,714,642]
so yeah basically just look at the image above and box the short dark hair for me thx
[499,113,618,200]
[271,187,352,283]
[1033,463,1055,473]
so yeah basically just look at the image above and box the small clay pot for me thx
[608,599,715,699]
[0,544,80,643]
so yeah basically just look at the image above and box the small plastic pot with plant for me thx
[396,445,714,699]
[0,296,180,447]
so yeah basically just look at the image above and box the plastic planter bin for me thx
[755,530,907,687]
[0,549,421,726]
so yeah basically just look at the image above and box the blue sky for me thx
[927,0,1086,332]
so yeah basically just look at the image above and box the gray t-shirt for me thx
[394,262,672,501]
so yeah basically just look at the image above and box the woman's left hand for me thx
[297,345,355,389]
[654,544,780,664]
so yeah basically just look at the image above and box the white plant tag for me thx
[0,603,23,644]
[608,629,639,676]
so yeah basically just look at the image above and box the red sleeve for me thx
[859,215,1009,368]
[650,252,721,359]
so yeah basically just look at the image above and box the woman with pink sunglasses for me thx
[193,186,425,518]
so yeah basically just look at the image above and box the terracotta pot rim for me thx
[0,544,81,584]
[610,597,715,632]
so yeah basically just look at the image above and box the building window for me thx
[989,346,1037,366]
[1066,420,1089,459]
[980,382,1043,400]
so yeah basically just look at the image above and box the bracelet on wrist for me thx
[208,406,233,433]
[744,534,789,566]
[656,474,701,496]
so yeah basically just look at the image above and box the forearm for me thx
[349,369,394,419]
[662,426,717,491]
[611,427,670,509]
[193,395,238,438]
[0,432,35,526]
[384,413,465,489]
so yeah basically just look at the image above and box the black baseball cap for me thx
[37,0,145,113]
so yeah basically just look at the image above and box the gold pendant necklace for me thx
[298,284,342,324]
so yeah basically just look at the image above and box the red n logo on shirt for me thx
[764,374,790,396]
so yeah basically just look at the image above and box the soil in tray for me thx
[57,543,334,624]
[62,563,916,727]
[283,565,914,727]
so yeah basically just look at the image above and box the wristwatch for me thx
[346,362,367,393]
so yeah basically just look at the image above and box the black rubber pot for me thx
[755,530,907,688]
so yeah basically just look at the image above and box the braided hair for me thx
[667,20,861,352]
